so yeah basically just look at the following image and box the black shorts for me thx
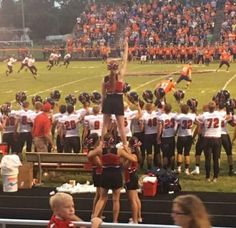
[177,136,193,156]
[177,75,192,83]
[92,168,102,187]
[144,133,160,155]
[100,168,123,190]
[219,60,230,68]
[221,134,232,156]
[161,137,175,158]
[102,94,124,116]
[125,172,139,190]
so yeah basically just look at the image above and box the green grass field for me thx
[0,60,236,192]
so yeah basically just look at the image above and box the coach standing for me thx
[32,102,55,152]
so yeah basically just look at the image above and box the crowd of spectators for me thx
[73,2,129,49]
[126,0,216,47]
[220,0,236,46]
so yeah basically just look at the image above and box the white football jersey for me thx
[176,113,196,136]
[159,112,177,137]
[7,57,17,66]
[16,109,34,132]
[219,110,228,135]
[117,110,136,137]
[84,114,103,136]
[131,110,145,133]
[199,111,224,138]
[22,57,29,64]
[27,58,35,67]
[3,111,17,133]
[59,113,81,137]
[64,53,71,60]
[142,111,158,135]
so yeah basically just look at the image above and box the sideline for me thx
[222,73,236,90]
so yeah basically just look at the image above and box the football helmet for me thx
[15,91,27,105]
[78,92,90,105]
[65,94,77,106]
[173,90,185,102]
[0,103,11,115]
[154,87,165,99]
[50,90,61,101]
[107,60,119,71]
[123,82,131,94]
[216,90,230,103]
[32,95,42,105]
[142,90,153,103]
[90,91,102,104]
[187,98,198,111]
[127,91,139,104]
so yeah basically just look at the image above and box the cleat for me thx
[191,168,200,175]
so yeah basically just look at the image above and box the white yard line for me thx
[133,71,179,91]
[222,73,236,90]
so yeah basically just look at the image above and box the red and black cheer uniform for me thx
[124,157,139,190]
[102,75,124,116]
[101,147,122,190]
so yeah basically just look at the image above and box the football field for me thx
[0,60,236,192]
[0,61,235,110]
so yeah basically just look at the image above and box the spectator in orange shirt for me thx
[176,62,192,89]
[216,51,232,72]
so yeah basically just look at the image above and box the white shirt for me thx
[59,113,81,137]
[84,114,103,136]
[159,112,177,138]
[199,111,224,138]
[176,113,196,137]
[16,109,34,133]
[142,111,158,135]
[7,57,17,66]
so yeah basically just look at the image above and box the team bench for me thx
[24,152,91,183]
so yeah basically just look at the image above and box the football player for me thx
[197,101,225,182]
[5,56,17,76]
[15,101,34,153]
[157,103,177,170]
[60,53,71,68]
[17,56,29,73]
[176,62,192,89]
[58,104,82,153]
[218,102,235,176]
[140,103,161,169]
[176,104,196,175]
[27,56,38,78]
[216,50,232,72]
[1,103,18,153]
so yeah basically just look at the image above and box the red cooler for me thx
[143,176,158,197]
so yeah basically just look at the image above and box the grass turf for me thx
[0,60,236,192]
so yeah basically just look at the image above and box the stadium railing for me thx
[0,219,230,228]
